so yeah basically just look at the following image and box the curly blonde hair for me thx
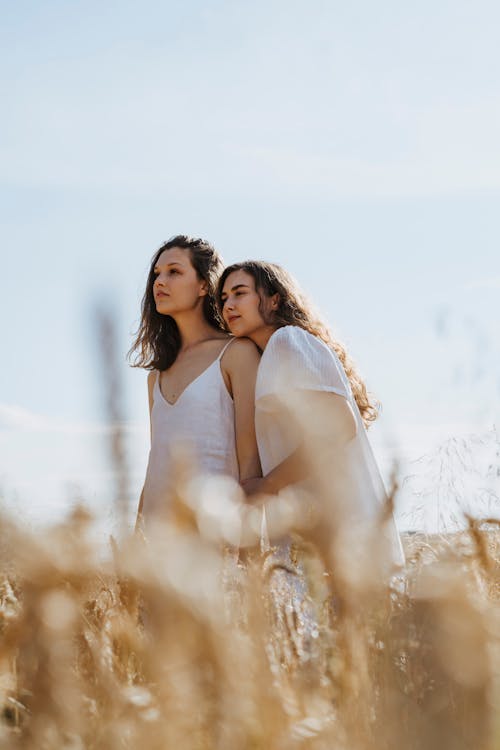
[217,261,379,427]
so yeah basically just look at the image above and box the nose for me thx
[224,296,235,312]
[154,273,166,287]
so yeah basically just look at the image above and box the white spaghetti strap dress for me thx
[142,339,239,526]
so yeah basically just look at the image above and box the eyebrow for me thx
[221,283,250,297]
[154,261,185,270]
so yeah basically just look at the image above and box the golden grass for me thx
[1,498,499,750]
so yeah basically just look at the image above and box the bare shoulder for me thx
[221,337,261,373]
[147,369,157,398]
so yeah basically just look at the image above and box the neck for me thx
[250,325,277,351]
[173,308,220,351]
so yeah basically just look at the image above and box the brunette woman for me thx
[218,261,404,566]
[130,237,261,529]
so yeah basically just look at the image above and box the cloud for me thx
[464,277,500,291]
[2,22,500,201]
[0,403,146,435]
[0,404,54,431]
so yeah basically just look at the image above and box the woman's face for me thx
[152,247,206,317]
[221,270,272,338]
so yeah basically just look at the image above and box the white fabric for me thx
[142,341,239,522]
[255,326,349,477]
[255,325,404,566]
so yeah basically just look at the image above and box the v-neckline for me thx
[156,340,232,407]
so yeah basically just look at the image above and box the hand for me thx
[241,476,264,495]
[241,476,268,498]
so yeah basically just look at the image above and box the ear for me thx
[199,280,208,298]
[270,293,280,310]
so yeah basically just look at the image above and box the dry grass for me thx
[0,495,499,750]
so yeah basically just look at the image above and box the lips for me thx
[227,315,241,324]
[155,291,169,299]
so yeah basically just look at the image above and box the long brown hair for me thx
[217,261,379,427]
[129,235,225,371]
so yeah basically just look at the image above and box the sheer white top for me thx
[142,340,239,522]
[255,326,404,565]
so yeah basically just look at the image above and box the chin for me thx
[156,307,175,317]
[156,303,174,315]
[230,326,252,338]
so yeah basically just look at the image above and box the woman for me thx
[217,261,405,572]
[129,236,261,530]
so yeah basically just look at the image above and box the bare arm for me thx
[135,370,156,531]
[244,390,357,496]
[221,338,262,483]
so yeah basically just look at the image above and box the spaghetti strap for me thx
[217,337,237,361]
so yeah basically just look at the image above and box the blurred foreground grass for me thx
[0,500,499,750]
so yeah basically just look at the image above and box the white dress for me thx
[142,340,239,524]
[254,326,404,671]
[255,325,404,566]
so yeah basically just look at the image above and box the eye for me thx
[168,269,180,275]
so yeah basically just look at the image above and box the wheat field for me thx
[1,483,499,750]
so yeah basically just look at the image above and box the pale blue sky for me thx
[1,1,499,530]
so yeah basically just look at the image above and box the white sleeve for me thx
[261,326,350,400]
